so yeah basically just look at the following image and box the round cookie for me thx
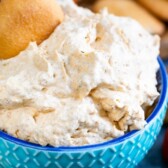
[92,0,165,35]
[0,0,64,59]
[138,0,168,21]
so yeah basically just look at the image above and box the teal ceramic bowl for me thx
[0,57,167,168]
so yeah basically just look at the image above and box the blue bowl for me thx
[0,57,167,168]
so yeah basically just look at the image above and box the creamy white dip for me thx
[0,0,160,146]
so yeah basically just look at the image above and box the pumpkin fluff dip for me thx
[0,0,160,146]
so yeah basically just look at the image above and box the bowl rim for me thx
[0,57,167,151]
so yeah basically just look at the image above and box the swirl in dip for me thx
[0,0,160,146]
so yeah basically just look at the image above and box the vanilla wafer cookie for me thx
[138,0,168,21]
[92,0,165,34]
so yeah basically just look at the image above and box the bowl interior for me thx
[0,57,167,151]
